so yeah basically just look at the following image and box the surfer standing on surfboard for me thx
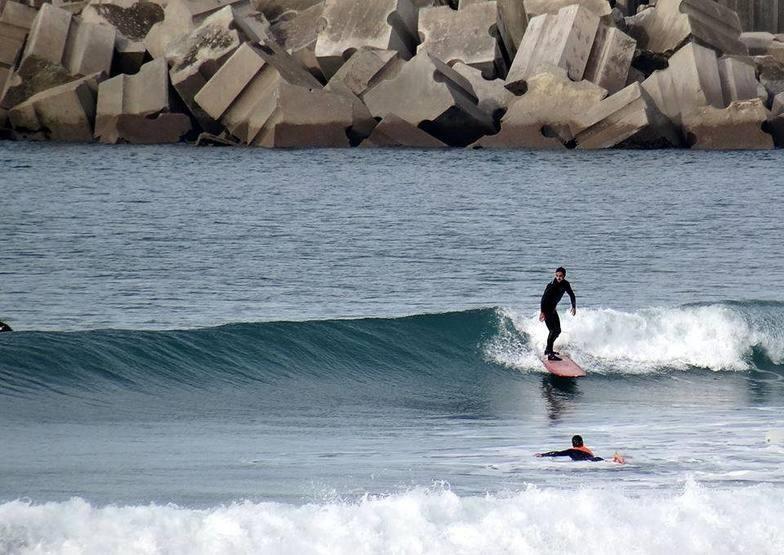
[539,267,576,361]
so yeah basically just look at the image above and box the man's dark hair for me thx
[556,267,566,276]
[571,435,583,447]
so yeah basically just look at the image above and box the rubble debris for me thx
[315,0,419,79]
[8,73,100,141]
[683,97,773,149]
[506,5,599,94]
[474,65,606,148]
[363,49,495,146]
[360,112,447,147]
[625,0,747,56]
[573,81,682,148]
[418,2,507,79]
[95,58,191,143]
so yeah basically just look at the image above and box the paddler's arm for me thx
[534,450,571,458]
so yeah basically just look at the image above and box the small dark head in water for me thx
[0,321,12,332]
[571,434,583,447]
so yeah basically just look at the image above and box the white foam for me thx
[487,305,776,373]
[1,484,782,554]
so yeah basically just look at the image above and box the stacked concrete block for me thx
[573,82,681,148]
[194,40,368,147]
[715,0,781,34]
[0,1,37,95]
[717,56,761,105]
[642,42,726,126]
[523,0,611,19]
[8,73,100,140]
[252,0,324,23]
[452,61,514,118]
[506,5,599,94]
[82,0,165,73]
[360,112,447,147]
[1,3,114,110]
[474,65,607,148]
[418,2,507,79]
[144,0,196,59]
[95,58,191,143]
[315,0,419,79]
[325,48,401,100]
[740,33,784,64]
[261,0,324,81]
[166,5,242,131]
[754,55,784,102]
[459,0,528,61]
[626,0,747,56]
[362,49,495,146]
[583,24,636,95]
[683,97,773,148]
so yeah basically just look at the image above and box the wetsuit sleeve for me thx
[540,285,550,312]
[565,281,576,309]
[538,450,572,457]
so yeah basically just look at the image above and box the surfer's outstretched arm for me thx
[535,450,572,458]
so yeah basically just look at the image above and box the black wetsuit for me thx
[540,278,576,354]
[538,448,603,462]
[0,321,11,332]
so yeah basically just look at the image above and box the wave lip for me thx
[486,302,784,374]
[1,483,782,554]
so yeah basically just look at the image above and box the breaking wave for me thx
[0,483,782,555]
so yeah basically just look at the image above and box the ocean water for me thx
[1,143,784,554]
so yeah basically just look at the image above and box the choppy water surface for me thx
[1,143,783,554]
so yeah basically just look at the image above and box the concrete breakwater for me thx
[1,0,784,149]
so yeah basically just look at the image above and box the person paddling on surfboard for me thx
[535,435,625,463]
[539,267,576,361]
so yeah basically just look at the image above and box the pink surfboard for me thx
[541,354,587,378]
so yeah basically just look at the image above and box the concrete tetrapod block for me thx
[715,0,780,34]
[360,112,447,147]
[252,0,324,24]
[362,49,495,146]
[583,24,636,95]
[452,61,514,119]
[506,5,599,94]
[166,5,241,131]
[573,82,682,148]
[315,0,419,80]
[473,65,606,148]
[418,2,507,79]
[627,0,746,56]
[95,58,191,143]
[144,0,196,59]
[8,73,99,141]
[82,0,166,73]
[325,48,400,99]
[683,97,773,149]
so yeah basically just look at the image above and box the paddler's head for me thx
[555,267,566,282]
[571,435,583,447]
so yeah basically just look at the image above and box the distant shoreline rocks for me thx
[1,0,784,149]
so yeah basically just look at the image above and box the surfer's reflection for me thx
[541,375,581,421]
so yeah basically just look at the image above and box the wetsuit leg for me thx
[544,311,561,354]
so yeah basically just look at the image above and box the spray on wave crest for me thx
[485,302,784,373]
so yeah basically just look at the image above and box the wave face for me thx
[1,302,783,397]
[1,483,782,555]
